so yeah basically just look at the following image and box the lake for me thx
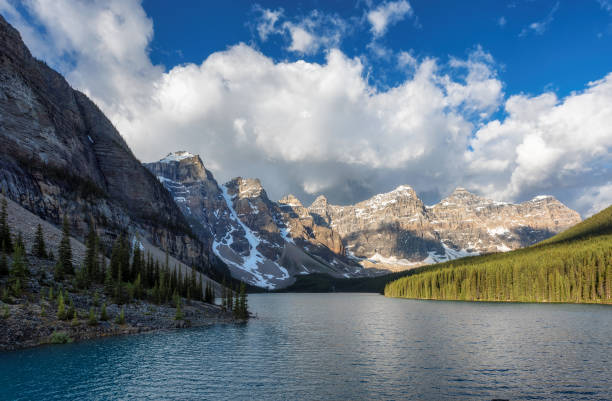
[1,293,611,400]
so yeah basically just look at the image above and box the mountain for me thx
[145,153,361,289]
[0,15,209,267]
[384,203,612,304]
[310,185,581,269]
[146,152,580,289]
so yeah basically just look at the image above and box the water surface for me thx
[1,294,611,400]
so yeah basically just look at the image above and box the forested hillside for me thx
[384,205,612,304]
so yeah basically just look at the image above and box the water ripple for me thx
[1,294,611,400]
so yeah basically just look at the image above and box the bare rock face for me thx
[146,153,362,289]
[307,186,582,269]
[0,16,205,265]
[146,151,581,286]
[278,194,344,255]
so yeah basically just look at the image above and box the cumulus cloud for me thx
[255,7,282,41]
[467,73,612,209]
[397,50,417,69]
[367,0,413,38]
[3,0,612,217]
[576,183,612,217]
[254,7,347,55]
[519,1,559,37]
[497,16,507,27]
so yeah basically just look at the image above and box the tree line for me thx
[385,205,612,304]
[0,195,249,318]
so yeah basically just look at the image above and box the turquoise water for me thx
[1,293,611,400]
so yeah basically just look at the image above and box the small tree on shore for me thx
[100,303,109,321]
[10,243,29,278]
[58,216,73,275]
[32,224,47,259]
[57,291,66,320]
[174,295,184,320]
[115,307,126,325]
[0,244,8,276]
[84,222,98,282]
[88,307,97,326]
[0,195,13,254]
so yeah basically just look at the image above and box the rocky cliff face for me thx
[146,152,581,287]
[145,153,362,288]
[0,16,206,265]
[309,186,581,270]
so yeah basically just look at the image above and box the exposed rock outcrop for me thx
[0,16,206,266]
[145,153,362,288]
[308,186,581,269]
[146,152,581,287]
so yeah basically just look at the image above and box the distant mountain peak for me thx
[311,195,329,207]
[278,194,303,208]
[160,151,196,163]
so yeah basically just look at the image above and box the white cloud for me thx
[519,2,559,37]
[467,74,612,206]
[255,7,282,41]
[367,0,413,38]
[283,23,317,54]
[498,16,507,27]
[254,7,347,55]
[397,50,416,68]
[576,183,612,217]
[4,0,612,216]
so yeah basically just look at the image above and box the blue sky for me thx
[2,0,612,216]
[143,0,612,99]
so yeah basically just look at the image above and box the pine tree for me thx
[227,285,233,311]
[115,307,126,325]
[71,310,79,326]
[221,278,227,310]
[32,224,47,259]
[134,273,142,299]
[0,245,8,276]
[110,237,121,280]
[88,307,98,326]
[131,244,141,282]
[57,291,66,320]
[174,295,184,320]
[0,196,13,254]
[100,303,109,321]
[104,265,114,295]
[120,236,131,282]
[58,216,73,275]
[10,243,28,278]
[67,296,76,321]
[84,223,98,281]
[15,232,24,252]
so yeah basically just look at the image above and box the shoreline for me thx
[0,296,241,352]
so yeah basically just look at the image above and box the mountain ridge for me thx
[146,151,581,288]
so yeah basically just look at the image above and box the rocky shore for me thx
[0,255,239,352]
[0,292,237,351]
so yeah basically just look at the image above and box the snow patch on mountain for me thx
[424,244,479,264]
[487,226,510,236]
[212,184,289,288]
[368,253,419,266]
[161,151,194,163]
